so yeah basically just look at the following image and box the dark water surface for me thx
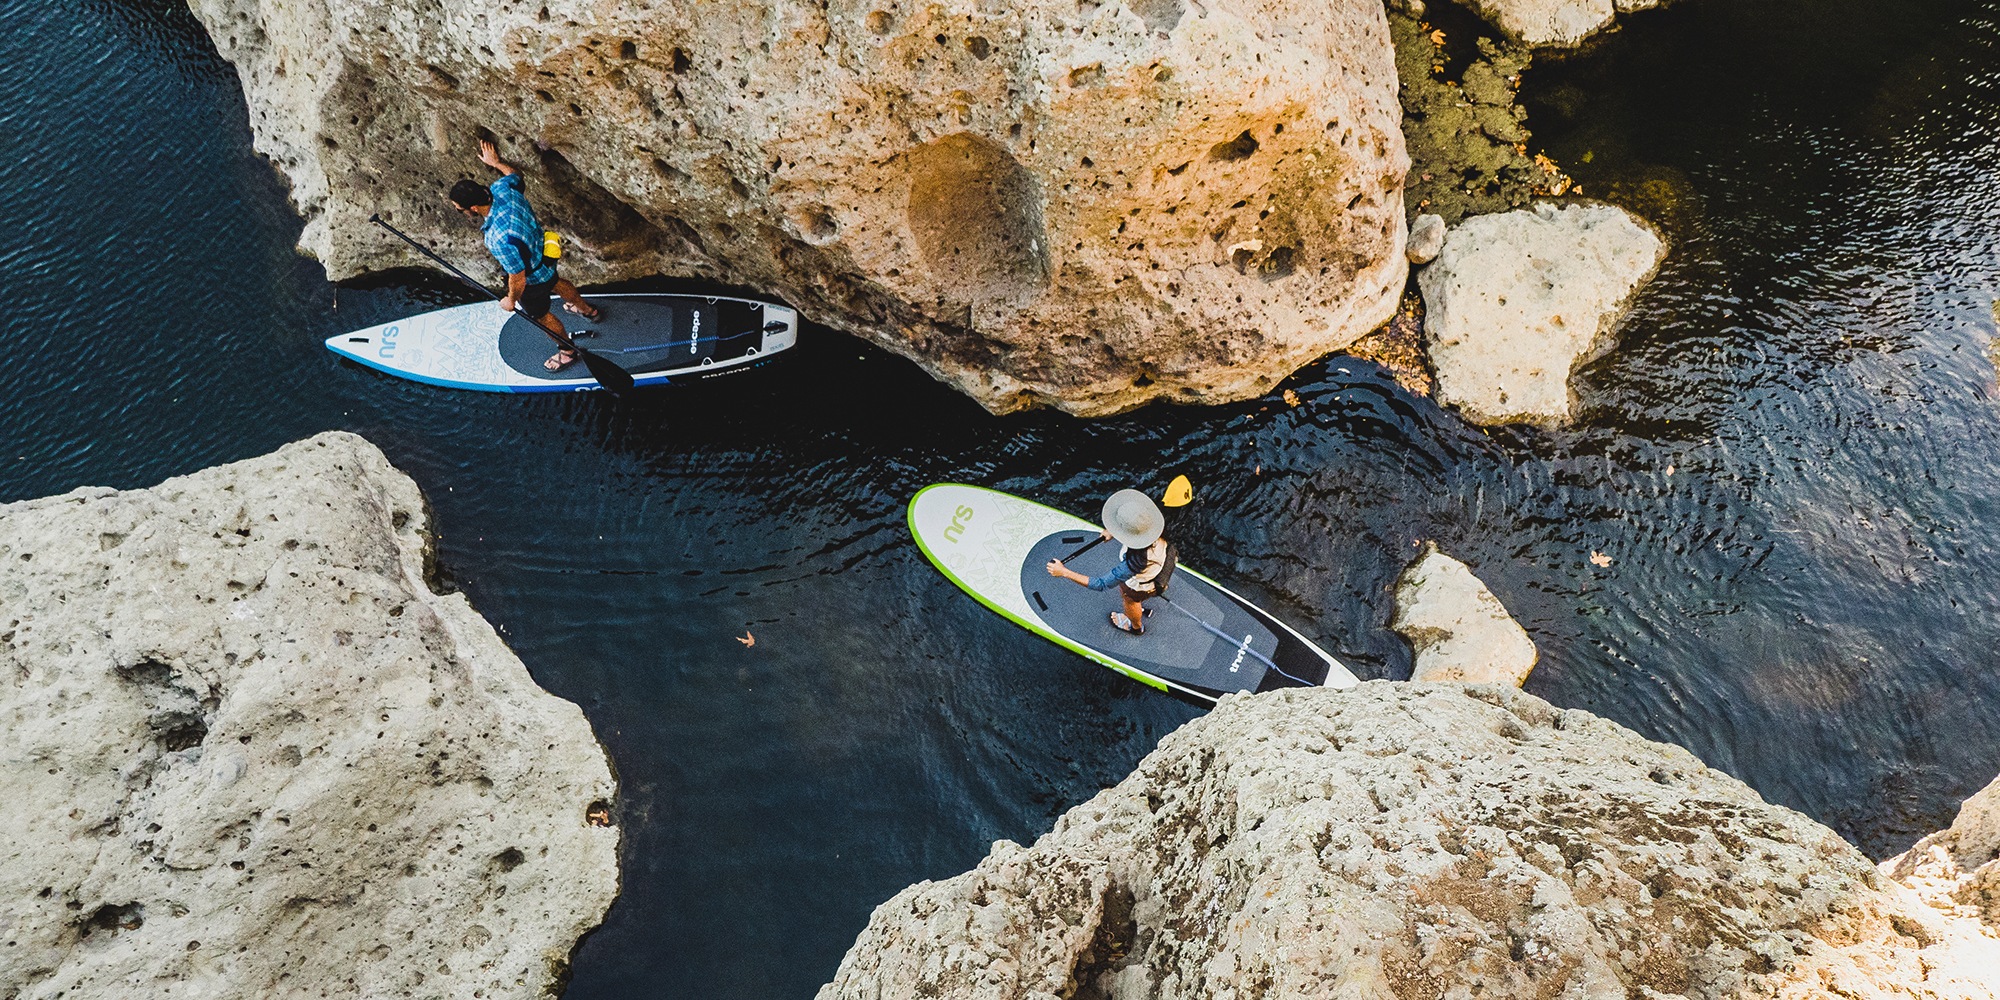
[4,0,1998,995]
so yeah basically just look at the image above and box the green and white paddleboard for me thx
[909,484,1359,704]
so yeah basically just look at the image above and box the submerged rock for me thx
[818,684,2000,999]
[1392,542,1537,686]
[186,0,1411,417]
[1419,202,1665,426]
[1462,0,1667,49]
[0,432,618,999]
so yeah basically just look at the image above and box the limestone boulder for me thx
[1461,0,1667,49]
[818,682,2000,1000]
[1419,202,1665,426]
[0,432,618,999]
[1392,542,1537,686]
[187,0,1412,416]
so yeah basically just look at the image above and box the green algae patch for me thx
[1394,11,1574,222]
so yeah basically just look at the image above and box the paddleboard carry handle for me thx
[367,213,635,394]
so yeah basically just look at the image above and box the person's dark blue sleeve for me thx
[1083,559,1136,592]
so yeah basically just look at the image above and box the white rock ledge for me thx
[1392,542,1538,686]
[1420,202,1666,426]
[1462,0,1668,49]
[0,432,618,1000]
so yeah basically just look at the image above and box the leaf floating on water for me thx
[1665,464,1676,476]
[1429,28,1446,46]
[1283,389,1301,407]
[737,631,756,647]
[1589,551,1613,568]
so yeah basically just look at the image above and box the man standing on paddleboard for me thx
[1046,489,1176,636]
[448,139,603,372]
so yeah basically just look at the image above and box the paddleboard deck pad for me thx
[326,293,797,392]
[910,484,1358,703]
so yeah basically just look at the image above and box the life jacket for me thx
[1121,538,1178,597]
[504,231,563,280]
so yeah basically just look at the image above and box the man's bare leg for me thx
[554,279,600,320]
[533,312,579,370]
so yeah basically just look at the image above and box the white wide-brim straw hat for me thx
[1101,489,1165,549]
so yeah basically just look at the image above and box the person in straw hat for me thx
[1046,489,1176,636]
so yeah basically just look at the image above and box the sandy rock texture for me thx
[0,432,618,999]
[817,683,2000,1000]
[1392,542,1536,686]
[187,0,1411,417]
[1462,0,1666,48]
[1419,202,1665,426]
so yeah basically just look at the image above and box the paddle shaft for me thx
[367,215,634,392]
[1157,596,1317,688]
[1061,534,1109,563]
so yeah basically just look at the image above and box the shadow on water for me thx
[5,0,2000,996]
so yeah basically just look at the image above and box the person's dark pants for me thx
[518,276,557,320]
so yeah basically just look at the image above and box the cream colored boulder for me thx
[187,0,1412,416]
[819,683,2000,999]
[0,432,618,1000]
[1419,202,1665,426]
[1392,542,1537,685]
[1462,0,1667,48]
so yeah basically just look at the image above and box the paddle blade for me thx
[577,348,636,395]
[1163,474,1194,508]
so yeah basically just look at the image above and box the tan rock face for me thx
[0,433,618,999]
[187,0,1411,416]
[1419,202,1666,426]
[817,683,2000,1000]
[1392,542,1537,685]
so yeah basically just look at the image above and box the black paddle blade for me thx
[576,348,636,395]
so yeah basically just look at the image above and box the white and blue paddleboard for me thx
[910,484,1359,704]
[326,293,798,392]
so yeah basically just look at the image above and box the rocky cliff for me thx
[817,683,2000,999]
[188,0,1410,416]
[0,433,619,999]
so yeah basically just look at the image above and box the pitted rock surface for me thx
[1420,202,1666,426]
[818,683,2000,999]
[187,0,1411,416]
[0,432,618,1000]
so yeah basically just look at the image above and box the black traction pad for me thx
[500,297,764,380]
[1018,529,1298,698]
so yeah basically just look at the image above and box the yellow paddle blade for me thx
[1162,474,1194,508]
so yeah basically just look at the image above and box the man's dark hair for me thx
[449,179,492,209]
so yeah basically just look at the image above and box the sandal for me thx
[563,302,604,322]
[543,348,578,372]
[1110,612,1144,635]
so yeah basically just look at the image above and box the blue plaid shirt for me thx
[481,173,556,285]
